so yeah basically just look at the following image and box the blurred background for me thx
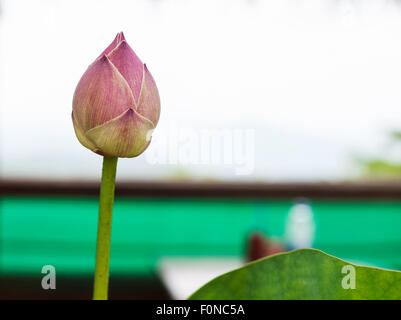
[1,0,401,299]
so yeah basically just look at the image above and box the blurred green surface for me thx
[1,196,401,277]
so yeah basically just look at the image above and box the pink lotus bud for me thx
[72,32,160,158]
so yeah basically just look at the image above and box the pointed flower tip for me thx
[117,32,126,43]
[98,33,125,58]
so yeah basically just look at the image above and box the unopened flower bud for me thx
[72,32,160,157]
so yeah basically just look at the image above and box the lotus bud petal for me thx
[72,32,160,157]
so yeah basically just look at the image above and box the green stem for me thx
[93,156,118,300]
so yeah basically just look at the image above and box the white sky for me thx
[1,0,401,181]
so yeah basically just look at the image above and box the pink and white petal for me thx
[97,32,125,59]
[72,112,98,152]
[72,55,135,131]
[107,40,144,103]
[85,109,155,158]
[136,64,161,126]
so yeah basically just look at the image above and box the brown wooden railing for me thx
[1,179,401,199]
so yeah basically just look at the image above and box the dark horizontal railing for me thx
[1,179,401,199]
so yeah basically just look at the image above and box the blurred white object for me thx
[285,201,316,249]
[158,257,242,300]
